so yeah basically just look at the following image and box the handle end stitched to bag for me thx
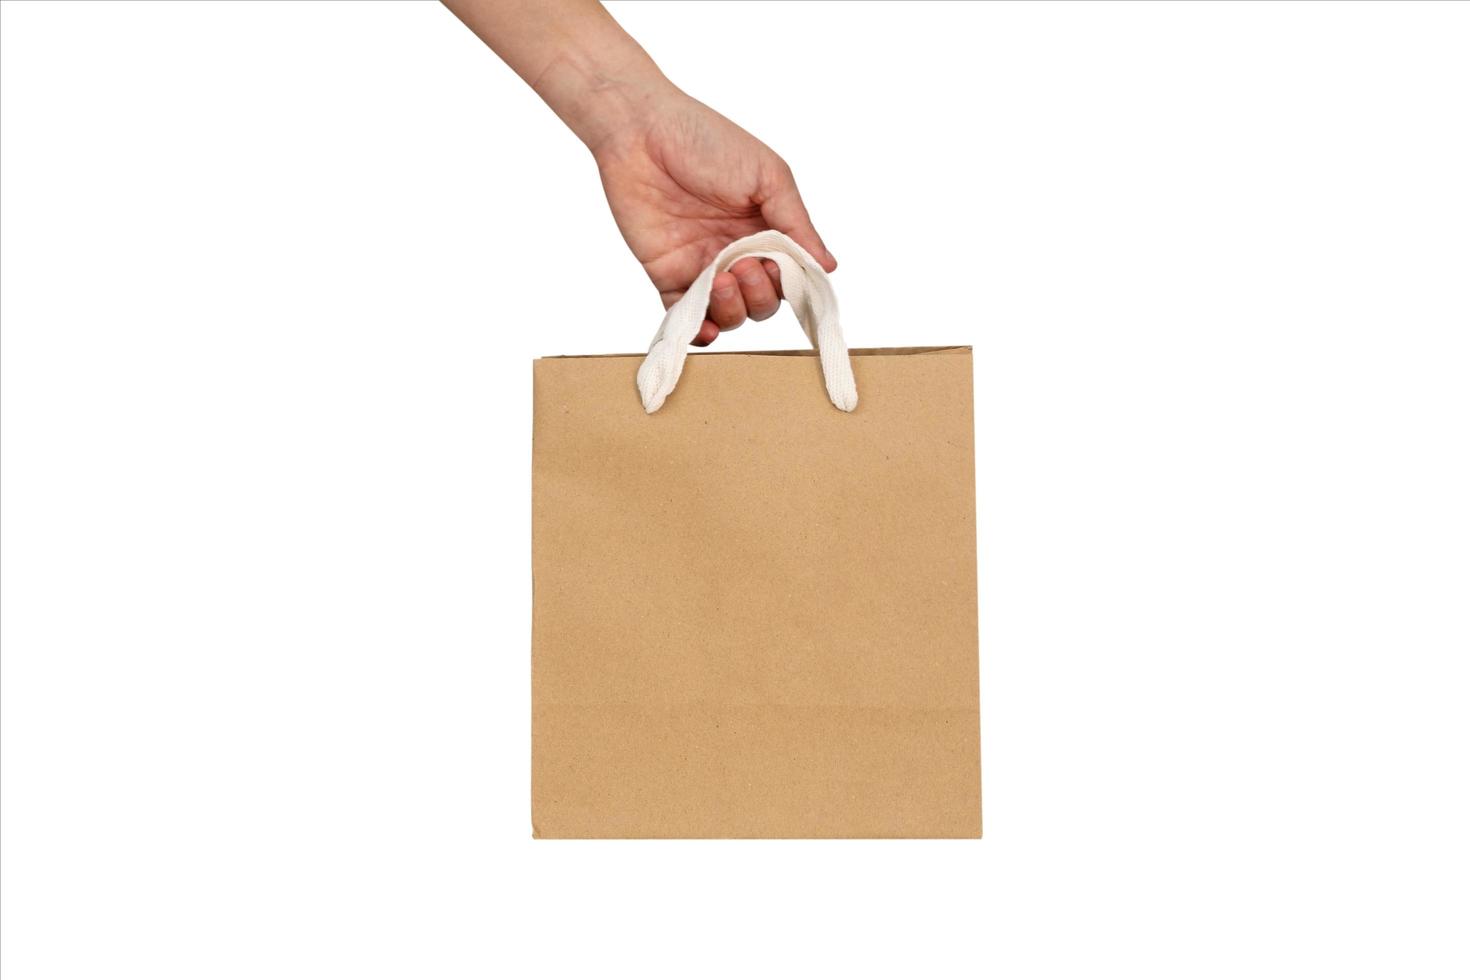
[637,338,677,413]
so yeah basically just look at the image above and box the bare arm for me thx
[442,0,835,345]
[443,0,665,153]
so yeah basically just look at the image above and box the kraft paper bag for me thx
[532,232,980,838]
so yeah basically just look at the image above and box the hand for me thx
[592,92,837,346]
[441,0,835,346]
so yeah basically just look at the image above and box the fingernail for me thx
[715,285,737,299]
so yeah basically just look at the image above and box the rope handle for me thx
[636,231,858,414]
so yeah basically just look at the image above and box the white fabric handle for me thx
[636,231,858,414]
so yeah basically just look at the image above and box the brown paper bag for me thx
[532,234,979,838]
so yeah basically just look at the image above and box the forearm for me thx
[442,0,676,152]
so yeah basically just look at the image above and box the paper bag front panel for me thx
[532,347,979,838]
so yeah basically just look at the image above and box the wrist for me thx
[532,44,677,155]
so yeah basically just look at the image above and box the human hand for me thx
[443,0,835,346]
[592,92,837,346]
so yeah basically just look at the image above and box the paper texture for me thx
[532,347,980,838]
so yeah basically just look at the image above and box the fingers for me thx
[684,241,799,349]
[691,260,786,347]
[730,258,780,321]
[707,271,747,331]
[690,320,720,347]
[759,165,837,272]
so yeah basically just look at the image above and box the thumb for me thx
[759,166,837,272]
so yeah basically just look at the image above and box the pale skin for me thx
[442,0,836,346]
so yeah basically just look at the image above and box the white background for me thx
[3,1,1468,976]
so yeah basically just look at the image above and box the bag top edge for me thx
[537,345,971,362]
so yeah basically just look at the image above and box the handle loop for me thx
[636,231,858,413]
